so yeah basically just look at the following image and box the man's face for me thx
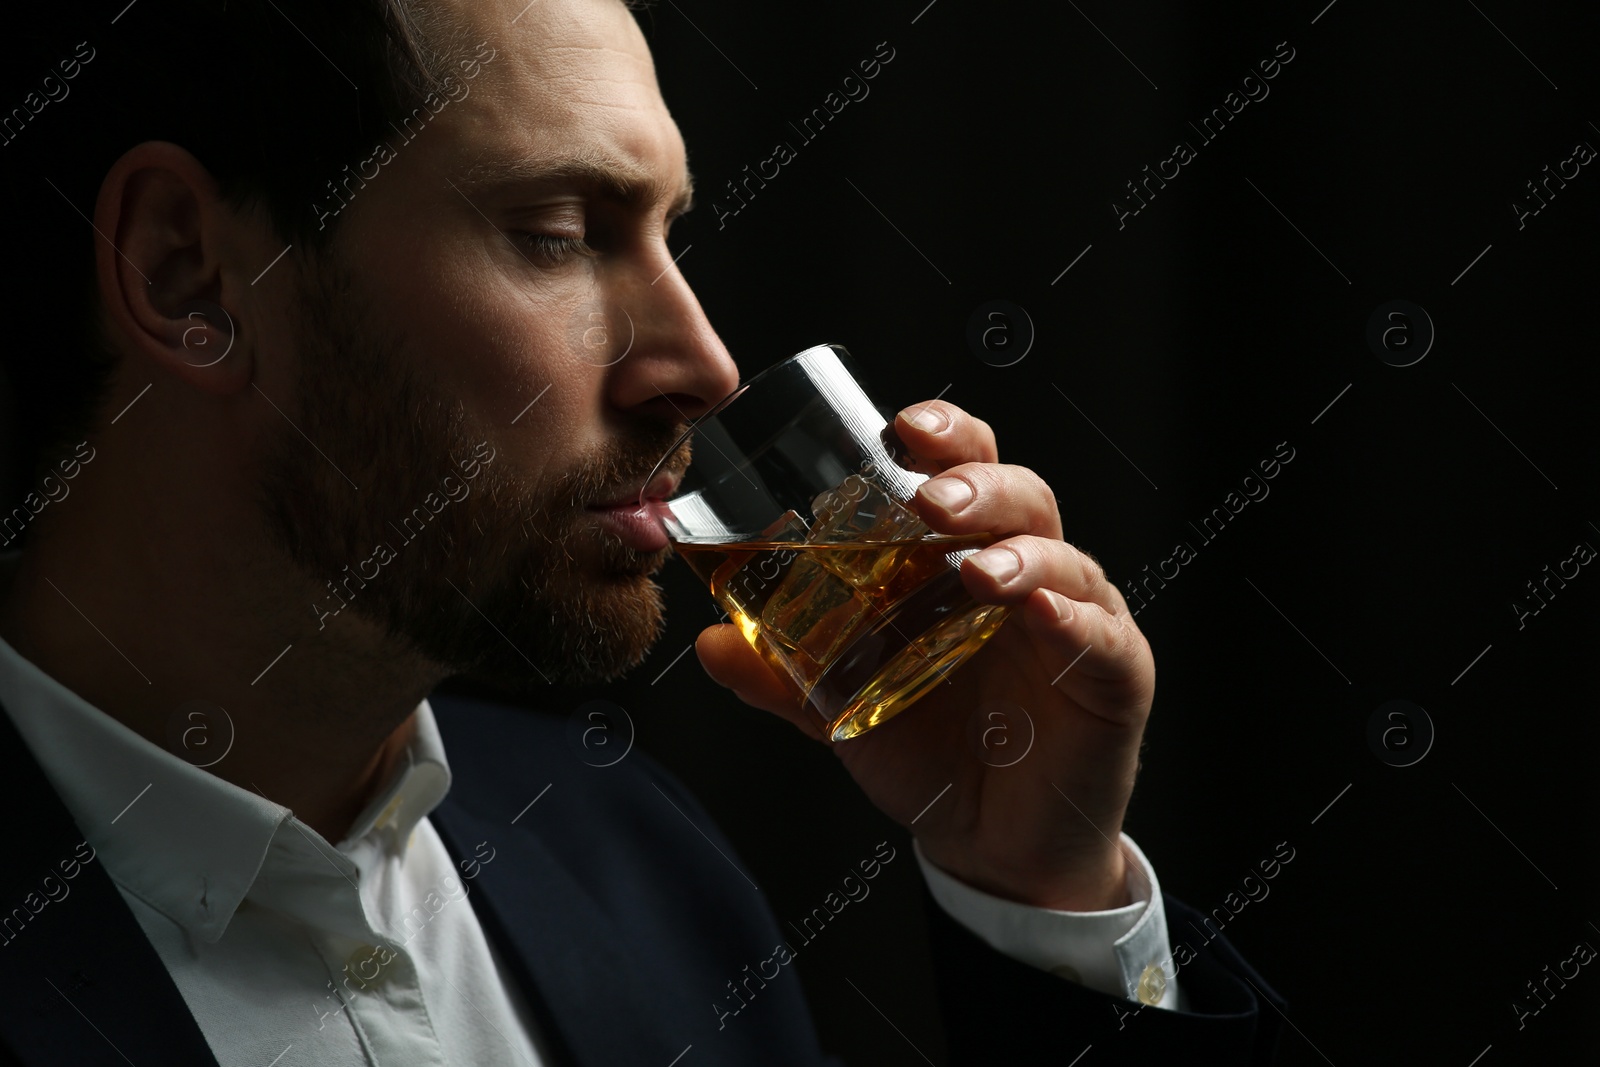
[255,0,738,691]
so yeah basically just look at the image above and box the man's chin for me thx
[451,570,669,693]
[592,539,675,580]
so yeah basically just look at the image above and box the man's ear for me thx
[91,141,261,396]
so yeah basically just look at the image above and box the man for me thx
[0,0,1281,1062]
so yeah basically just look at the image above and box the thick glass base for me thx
[817,568,1012,741]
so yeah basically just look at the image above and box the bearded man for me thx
[0,1,1281,1063]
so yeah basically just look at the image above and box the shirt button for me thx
[344,944,397,990]
[372,795,404,830]
[1136,961,1167,1006]
[1049,964,1082,984]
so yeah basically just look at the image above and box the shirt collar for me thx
[339,703,452,851]
[0,573,452,943]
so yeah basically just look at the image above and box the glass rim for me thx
[640,342,849,506]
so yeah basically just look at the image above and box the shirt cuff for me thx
[913,833,1182,1010]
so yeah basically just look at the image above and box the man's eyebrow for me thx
[454,155,696,216]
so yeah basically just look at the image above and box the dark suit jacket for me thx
[0,690,1285,1064]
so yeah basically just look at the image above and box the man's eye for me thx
[514,232,595,266]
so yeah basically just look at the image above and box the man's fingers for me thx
[959,534,1129,617]
[894,400,999,468]
[695,625,829,741]
[1020,589,1153,714]
[909,462,1064,542]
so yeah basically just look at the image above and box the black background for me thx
[5,0,1598,1063]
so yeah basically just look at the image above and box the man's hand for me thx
[695,400,1155,912]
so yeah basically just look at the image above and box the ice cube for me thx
[708,510,811,616]
[810,474,930,544]
[806,474,930,588]
[760,548,874,674]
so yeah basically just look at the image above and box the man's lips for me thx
[585,500,672,553]
[585,469,680,552]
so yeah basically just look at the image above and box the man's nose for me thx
[602,255,740,425]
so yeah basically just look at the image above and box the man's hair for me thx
[0,0,471,507]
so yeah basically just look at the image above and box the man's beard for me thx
[255,252,689,693]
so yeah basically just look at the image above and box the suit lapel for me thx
[0,691,698,1067]
[431,797,680,1067]
[0,699,219,1067]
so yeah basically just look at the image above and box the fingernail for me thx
[1046,589,1074,621]
[969,547,1021,585]
[900,405,949,433]
[920,476,973,512]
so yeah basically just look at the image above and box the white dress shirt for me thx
[0,556,1180,1065]
[0,625,550,1066]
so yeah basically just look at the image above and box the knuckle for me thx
[1095,604,1123,652]
[1075,545,1106,593]
[958,461,1003,500]
[1107,613,1146,665]
[1018,466,1058,525]
[972,416,998,455]
[1009,534,1048,570]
